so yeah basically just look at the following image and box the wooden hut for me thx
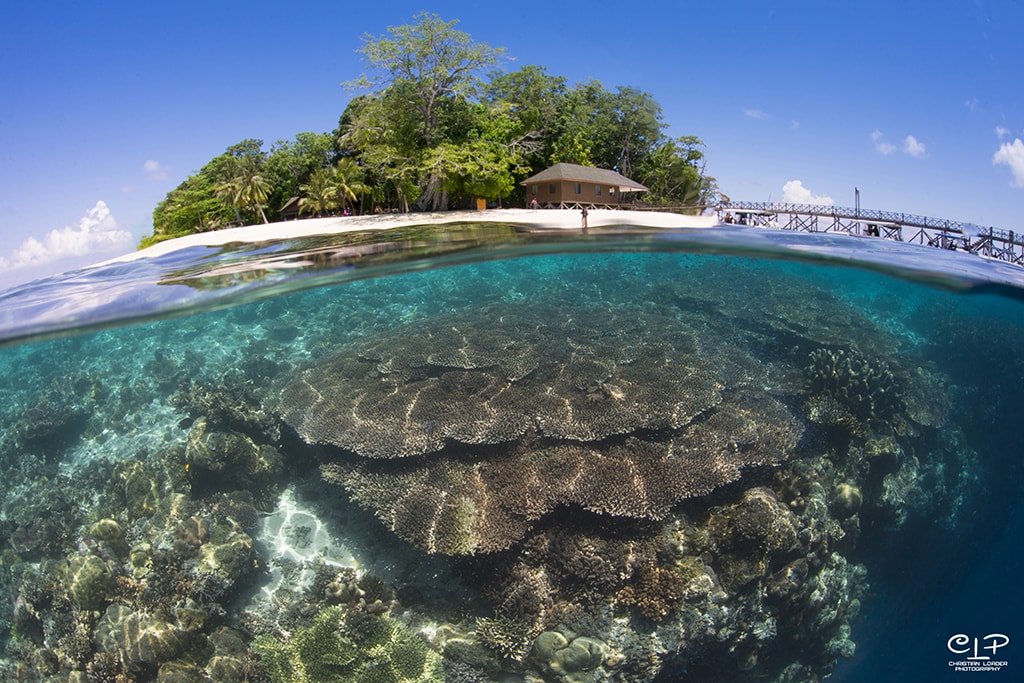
[520,163,648,209]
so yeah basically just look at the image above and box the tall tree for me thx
[638,136,718,209]
[237,164,272,224]
[347,12,507,146]
[607,87,664,177]
[548,80,614,167]
[485,65,566,170]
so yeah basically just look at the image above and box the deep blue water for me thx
[0,222,1020,682]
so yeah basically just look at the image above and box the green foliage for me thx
[141,12,715,246]
[348,11,507,145]
[252,606,443,683]
[298,160,369,216]
[265,131,338,211]
[146,171,233,247]
[298,168,339,217]
[639,136,718,208]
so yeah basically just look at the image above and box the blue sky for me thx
[1,0,1022,287]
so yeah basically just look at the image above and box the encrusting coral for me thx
[532,630,607,682]
[66,554,116,612]
[252,605,443,683]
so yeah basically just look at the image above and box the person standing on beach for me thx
[581,207,588,229]
[529,198,539,210]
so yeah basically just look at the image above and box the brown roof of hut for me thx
[520,163,648,193]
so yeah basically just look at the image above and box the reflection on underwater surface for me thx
[4,220,1024,347]
[0,224,1020,682]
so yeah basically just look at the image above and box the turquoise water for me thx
[0,222,1021,682]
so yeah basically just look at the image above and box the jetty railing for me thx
[717,201,1024,267]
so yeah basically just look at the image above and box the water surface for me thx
[0,221,1020,682]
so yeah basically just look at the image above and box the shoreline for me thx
[102,208,718,264]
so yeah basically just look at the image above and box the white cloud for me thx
[993,138,1024,188]
[144,159,169,180]
[996,126,1011,139]
[0,201,133,273]
[782,180,834,205]
[903,135,927,158]
[871,130,896,155]
[743,108,768,120]
[964,97,981,112]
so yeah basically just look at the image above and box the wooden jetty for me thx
[718,201,1024,266]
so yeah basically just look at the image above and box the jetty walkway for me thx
[715,201,1024,266]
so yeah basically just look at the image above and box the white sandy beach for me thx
[104,208,718,264]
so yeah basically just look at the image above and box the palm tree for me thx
[331,159,369,214]
[298,169,338,217]
[216,157,271,224]
[215,174,244,224]
[237,169,271,223]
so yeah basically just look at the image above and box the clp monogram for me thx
[947,633,1010,660]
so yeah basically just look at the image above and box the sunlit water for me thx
[0,221,1020,682]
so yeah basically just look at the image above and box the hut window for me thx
[609,187,616,196]
[531,185,538,196]
[548,183,556,194]
[595,185,602,196]
[574,183,582,195]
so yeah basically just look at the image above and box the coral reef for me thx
[0,251,993,683]
[322,402,798,555]
[252,605,443,683]
[531,630,607,682]
[67,554,116,612]
[806,347,902,425]
[277,304,740,457]
[290,302,802,555]
[185,416,283,504]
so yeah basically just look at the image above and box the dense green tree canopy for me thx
[141,13,716,247]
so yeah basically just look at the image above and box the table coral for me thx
[288,302,801,556]
[277,304,728,457]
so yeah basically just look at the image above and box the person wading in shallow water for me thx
[581,207,588,229]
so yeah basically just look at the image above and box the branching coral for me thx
[616,566,689,621]
[171,371,278,441]
[475,615,537,662]
[805,348,902,424]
